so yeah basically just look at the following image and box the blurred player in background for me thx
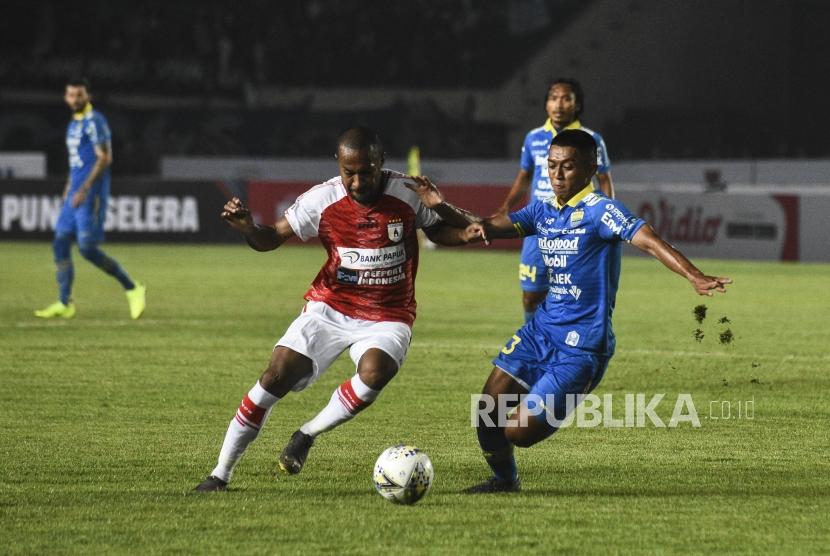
[196,127,478,492]
[462,130,730,492]
[494,78,613,322]
[35,78,145,320]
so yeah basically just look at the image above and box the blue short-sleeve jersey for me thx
[66,104,111,197]
[520,119,610,204]
[509,184,644,356]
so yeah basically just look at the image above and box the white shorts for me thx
[275,301,412,392]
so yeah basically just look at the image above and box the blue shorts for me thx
[55,195,107,245]
[519,235,548,292]
[493,319,609,423]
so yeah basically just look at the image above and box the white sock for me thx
[211,381,279,483]
[300,374,379,438]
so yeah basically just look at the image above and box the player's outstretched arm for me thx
[405,176,481,229]
[423,222,489,246]
[220,197,295,252]
[631,224,732,296]
[426,212,524,247]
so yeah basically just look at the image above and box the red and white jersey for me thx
[284,170,442,326]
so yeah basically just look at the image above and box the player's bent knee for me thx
[357,364,397,390]
[261,348,313,395]
[77,242,100,261]
[504,405,556,448]
[504,425,541,448]
[356,349,398,390]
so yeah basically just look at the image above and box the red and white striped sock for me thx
[211,381,279,482]
[300,374,379,438]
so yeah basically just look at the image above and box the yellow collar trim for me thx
[544,118,582,133]
[554,182,594,209]
[73,103,93,121]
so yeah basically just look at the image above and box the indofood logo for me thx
[538,237,579,253]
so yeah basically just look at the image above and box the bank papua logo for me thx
[387,217,403,242]
[336,245,407,270]
[340,250,361,265]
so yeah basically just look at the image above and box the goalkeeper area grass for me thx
[1,241,828,553]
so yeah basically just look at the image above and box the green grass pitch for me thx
[1,241,828,553]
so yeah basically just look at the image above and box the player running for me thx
[35,78,146,320]
[494,78,613,322]
[456,129,730,492]
[195,127,477,492]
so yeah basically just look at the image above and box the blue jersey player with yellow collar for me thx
[495,78,613,322]
[462,130,731,493]
[35,78,146,320]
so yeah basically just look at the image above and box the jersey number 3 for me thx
[501,335,522,355]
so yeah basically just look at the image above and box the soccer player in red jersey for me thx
[196,127,479,491]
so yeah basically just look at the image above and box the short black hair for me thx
[550,129,597,163]
[336,126,383,158]
[66,77,91,91]
[546,77,584,118]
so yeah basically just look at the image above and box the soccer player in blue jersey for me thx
[495,78,614,322]
[35,78,145,320]
[462,130,730,492]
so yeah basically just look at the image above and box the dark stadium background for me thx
[2,0,829,175]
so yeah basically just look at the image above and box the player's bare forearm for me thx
[221,197,294,252]
[405,176,481,228]
[597,172,615,199]
[433,201,482,227]
[631,224,731,296]
[494,170,531,215]
[424,222,488,246]
[84,157,108,187]
[424,211,518,246]
[482,213,522,240]
[243,223,289,251]
[71,158,106,207]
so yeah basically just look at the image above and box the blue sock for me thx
[476,422,518,482]
[53,235,74,304]
[78,243,135,290]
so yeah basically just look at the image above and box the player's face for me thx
[548,145,596,202]
[338,146,385,206]
[545,84,578,128]
[64,85,90,113]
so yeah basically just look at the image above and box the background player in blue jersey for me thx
[35,78,146,320]
[494,78,614,322]
[463,130,730,493]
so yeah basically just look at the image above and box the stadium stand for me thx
[1,0,828,174]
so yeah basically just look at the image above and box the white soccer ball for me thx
[372,444,434,505]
